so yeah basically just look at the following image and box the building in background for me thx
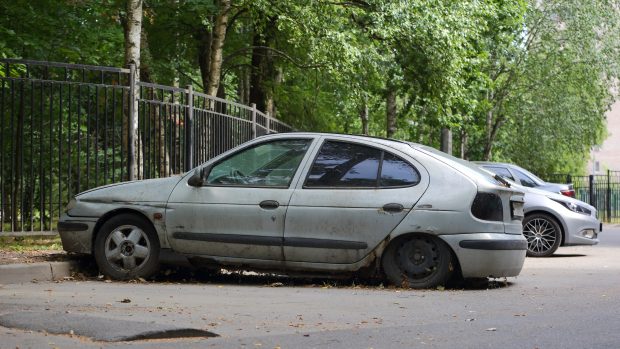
[590,101,620,174]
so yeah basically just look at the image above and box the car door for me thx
[283,138,429,264]
[166,137,315,260]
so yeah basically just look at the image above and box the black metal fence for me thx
[546,170,620,223]
[0,59,292,234]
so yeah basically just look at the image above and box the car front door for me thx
[283,139,429,264]
[166,138,314,261]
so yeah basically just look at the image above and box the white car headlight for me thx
[551,199,591,215]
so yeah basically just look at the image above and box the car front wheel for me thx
[523,213,562,257]
[94,213,160,280]
[382,235,453,289]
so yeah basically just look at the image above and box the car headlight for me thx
[65,198,77,213]
[551,199,591,215]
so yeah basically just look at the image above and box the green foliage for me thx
[0,0,124,66]
[1,0,619,175]
[482,0,619,175]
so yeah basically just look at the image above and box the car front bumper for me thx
[561,211,600,246]
[440,233,527,278]
[57,214,97,254]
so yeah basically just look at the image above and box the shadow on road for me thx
[66,255,515,292]
[548,253,586,258]
[133,264,514,292]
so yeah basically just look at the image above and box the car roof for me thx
[472,161,514,167]
[260,132,415,148]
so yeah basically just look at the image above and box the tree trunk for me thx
[460,130,468,159]
[250,17,277,113]
[122,0,143,179]
[359,100,369,135]
[249,34,268,112]
[140,28,171,177]
[197,25,213,94]
[238,66,250,105]
[386,87,397,138]
[206,0,231,96]
[440,128,452,155]
[483,117,504,161]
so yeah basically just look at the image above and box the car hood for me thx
[76,176,184,203]
[513,183,596,212]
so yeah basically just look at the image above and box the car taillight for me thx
[471,192,503,222]
[560,189,575,198]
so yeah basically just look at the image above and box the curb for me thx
[0,261,78,284]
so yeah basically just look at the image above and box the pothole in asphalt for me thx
[0,311,218,342]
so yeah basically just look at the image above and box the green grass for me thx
[0,236,63,251]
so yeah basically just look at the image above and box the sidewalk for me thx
[0,261,79,284]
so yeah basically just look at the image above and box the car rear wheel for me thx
[382,235,453,289]
[523,213,562,257]
[94,213,160,280]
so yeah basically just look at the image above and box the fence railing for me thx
[0,59,292,234]
[546,170,620,223]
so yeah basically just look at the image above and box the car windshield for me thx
[412,144,503,186]
[511,165,546,185]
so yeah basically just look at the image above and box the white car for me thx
[475,162,575,197]
[481,170,600,257]
[58,133,527,288]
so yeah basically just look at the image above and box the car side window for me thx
[206,139,311,187]
[305,141,381,187]
[485,166,515,181]
[380,153,420,187]
[305,141,419,188]
[513,169,538,187]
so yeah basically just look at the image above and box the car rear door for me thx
[283,138,429,264]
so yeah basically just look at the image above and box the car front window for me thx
[206,139,311,187]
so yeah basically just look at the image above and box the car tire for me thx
[522,213,562,257]
[382,235,453,289]
[94,213,160,280]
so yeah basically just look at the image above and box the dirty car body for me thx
[59,133,527,288]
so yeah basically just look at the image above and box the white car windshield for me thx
[413,144,504,187]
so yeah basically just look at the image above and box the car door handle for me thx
[259,200,280,210]
[383,203,404,213]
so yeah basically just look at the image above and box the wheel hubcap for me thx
[104,225,150,271]
[396,238,439,279]
[120,241,135,256]
[524,218,557,253]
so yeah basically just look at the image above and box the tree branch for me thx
[224,46,328,69]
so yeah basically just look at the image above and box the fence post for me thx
[266,111,271,134]
[608,170,612,222]
[185,85,194,171]
[128,63,137,181]
[589,174,595,208]
[251,103,257,138]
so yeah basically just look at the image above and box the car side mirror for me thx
[187,167,205,187]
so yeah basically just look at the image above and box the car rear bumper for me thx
[440,233,527,278]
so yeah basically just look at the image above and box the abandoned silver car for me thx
[58,133,527,288]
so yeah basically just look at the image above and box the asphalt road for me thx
[1,226,620,349]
